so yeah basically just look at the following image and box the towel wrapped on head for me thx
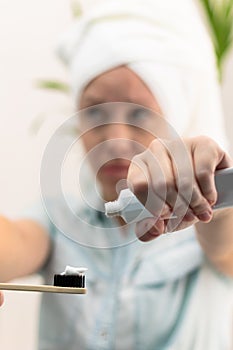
[56,0,228,147]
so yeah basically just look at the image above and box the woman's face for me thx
[79,66,162,201]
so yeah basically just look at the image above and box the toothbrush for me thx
[105,167,233,223]
[0,266,87,294]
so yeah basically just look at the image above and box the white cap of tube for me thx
[105,189,153,223]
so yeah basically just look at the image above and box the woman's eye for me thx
[130,108,149,121]
[86,107,103,118]
[83,106,107,126]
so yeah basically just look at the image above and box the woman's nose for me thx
[101,124,140,158]
[104,123,132,140]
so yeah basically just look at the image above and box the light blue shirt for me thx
[22,196,233,350]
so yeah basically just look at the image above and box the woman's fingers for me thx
[163,138,211,221]
[185,137,233,221]
[128,139,195,221]
[0,291,4,306]
[193,137,233,204]
[127,136,233,241]
[135,218,165,241]
[127,147,172,218]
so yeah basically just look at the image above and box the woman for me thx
[0,1,233,349]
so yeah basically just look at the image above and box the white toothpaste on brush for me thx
[54,266,88,288]
[63,266,88,276]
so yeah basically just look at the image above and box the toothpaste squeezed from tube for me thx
[104,168,233,223]
[62,266,88,276]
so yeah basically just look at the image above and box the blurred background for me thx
[0,0,233,349]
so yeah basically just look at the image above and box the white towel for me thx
[57,0,228,148]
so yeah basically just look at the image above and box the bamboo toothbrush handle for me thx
[0,283,86,294]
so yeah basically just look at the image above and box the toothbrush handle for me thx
[0,282,86,294]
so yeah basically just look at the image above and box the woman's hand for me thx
[0,291,4,306]
[127,136,233,241]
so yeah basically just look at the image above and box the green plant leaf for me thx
[199,0,233,81]
[36,79,70,93]
[70,0,82,17]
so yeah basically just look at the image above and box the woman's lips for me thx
[100,163,130,176]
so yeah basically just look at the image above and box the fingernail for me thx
[208,199,216,206]
[149,230,161,237]
[197,211,212,222]
[149,225,162,236]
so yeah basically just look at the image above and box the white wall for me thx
[0,1,73,349]
[0,1,233,349]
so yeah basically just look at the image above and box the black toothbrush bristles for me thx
[54,274,85,288]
